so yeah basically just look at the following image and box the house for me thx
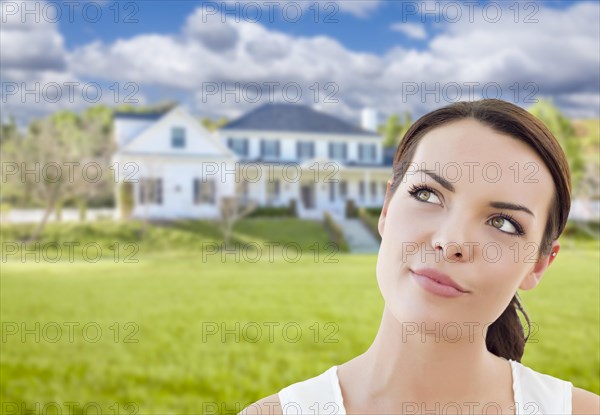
[112,103,394,220]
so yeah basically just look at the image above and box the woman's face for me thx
[376,118,560,332]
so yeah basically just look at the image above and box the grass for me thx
[0,221,598,414]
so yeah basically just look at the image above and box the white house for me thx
[112,103,394,220]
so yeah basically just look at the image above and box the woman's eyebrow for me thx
[415,169,535,218]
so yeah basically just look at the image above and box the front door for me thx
[300,184,315,210]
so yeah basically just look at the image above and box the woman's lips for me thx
[410,269,469,298]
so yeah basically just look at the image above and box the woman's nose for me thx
[434,241,466,262]
[432,215,474,262]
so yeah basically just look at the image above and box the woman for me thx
[241,99,600,414]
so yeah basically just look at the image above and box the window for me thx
[297,141,315,159]
[139,178,162,205]
[329,142,347,161]
[228,138,248,156]
[359,143,377,162]
[261,139,280,159]
[339,181,348,198]
[156,179,163,204]
[172,127,186,148]
[193,178,216,205]
[329,181,336,202]
[266,179,280,205]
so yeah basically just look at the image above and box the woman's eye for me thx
[489,216,519,235]
[411,188,442,205]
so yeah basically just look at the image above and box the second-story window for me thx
[227,138,248,156]
[329,142,347,161]
[359,143,377,162]
[261,139,280,159]
[297,141,315,159]
[172,127,186,148]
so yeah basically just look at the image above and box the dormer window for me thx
[171,127,186,148]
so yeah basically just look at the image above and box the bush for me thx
[247,206,294,218]
[363,207,382,217]
[562,220,600,241]
[119,182,134,220]
[323,212,350,252]
[345,199,357,218]
[358,207,381,242]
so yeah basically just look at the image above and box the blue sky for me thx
[1,0,598,124]
[57,1,574,53]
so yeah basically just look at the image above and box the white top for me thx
[278,359,573,414]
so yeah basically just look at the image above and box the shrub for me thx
[323,212,350,252]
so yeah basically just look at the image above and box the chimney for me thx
[361,107,378,132]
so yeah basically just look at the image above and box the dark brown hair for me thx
[388,99,572,362]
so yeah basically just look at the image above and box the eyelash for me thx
[407,184,526,237]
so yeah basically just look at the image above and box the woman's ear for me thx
[519,240,560,291]
[378,179,393,238]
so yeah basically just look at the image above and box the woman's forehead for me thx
[412,119,549,178]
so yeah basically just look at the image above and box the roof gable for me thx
[120,107,236,158]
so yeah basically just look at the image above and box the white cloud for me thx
[0,3,67,71]
[390,22,428,40]
[221,0,383,18]
[3,0,599,124]
[333,0,382,18]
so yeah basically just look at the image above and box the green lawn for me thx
[1,221,598,414]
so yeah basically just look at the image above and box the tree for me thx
[201,117,228,132]
[381,111,412,148]
[218,179,257,248]
[0,115,25,208]
[20,117,79,241]
[528,99,586,197]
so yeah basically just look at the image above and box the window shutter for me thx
[157,178,163,205]
[359,144,364,161]
[260,139,264,158]
[296,141,301,159]
[276,141,280,157]
[310,142,315,157]
[328,142,333,158]
[227,138,232,149]
[193,178,197,204]
[343,144,347,160]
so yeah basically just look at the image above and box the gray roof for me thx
[221,103,379,136]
